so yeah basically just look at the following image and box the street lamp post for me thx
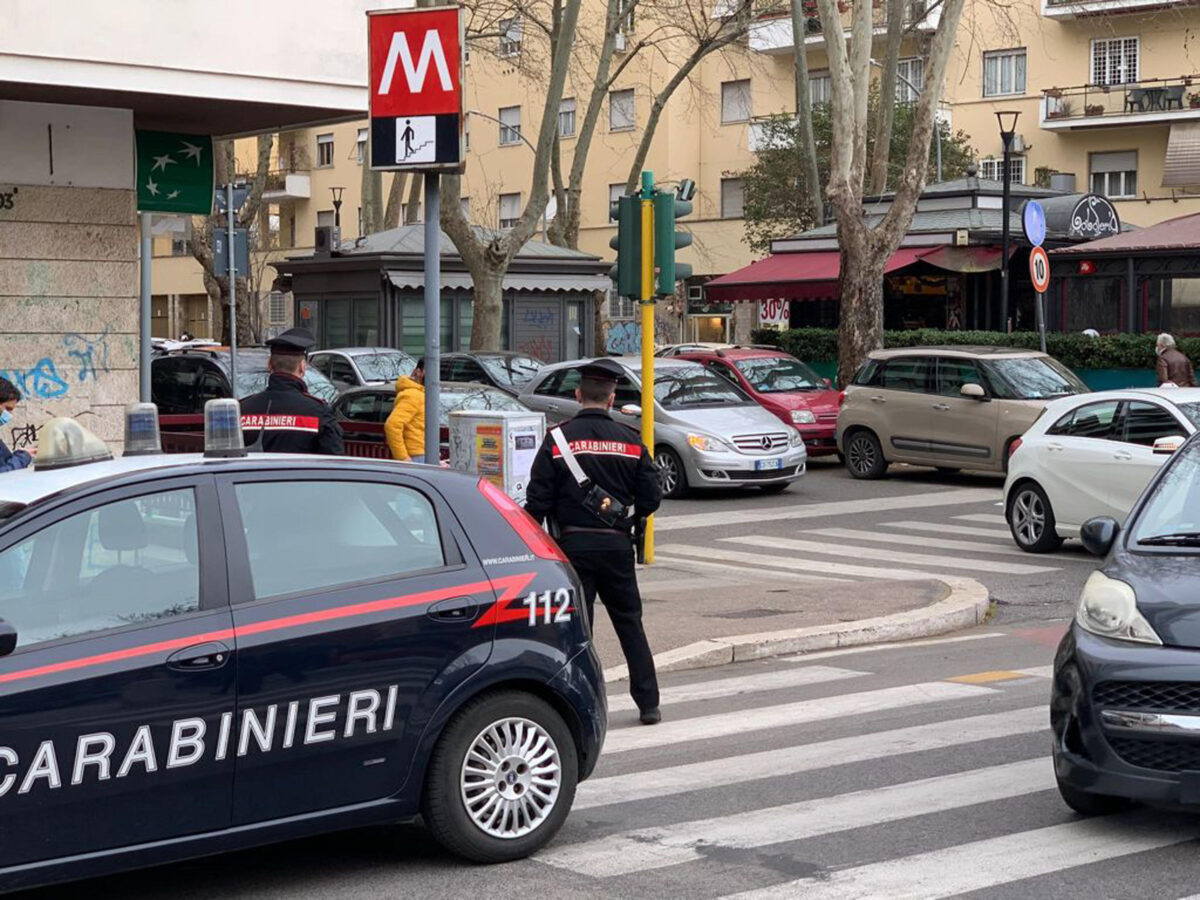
[465,109,548,239]
[996,111,1020,332]
[330,186,345,228]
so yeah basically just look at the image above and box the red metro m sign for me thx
[368,6,464,171]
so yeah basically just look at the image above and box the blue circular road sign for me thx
[1022,200,1047,247]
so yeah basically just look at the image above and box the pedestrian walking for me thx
[239,327,344,454]
[385,358,426,462]
[1156,333,1196,387]
[524,358,663,725]
[0,378,32,473]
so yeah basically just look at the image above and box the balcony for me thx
[749,0,939,54]
[1041,76,1200,130]
[1043,0,1190,19]
[261,172,312,202]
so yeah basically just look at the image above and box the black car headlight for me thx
[1075,571,1162,646]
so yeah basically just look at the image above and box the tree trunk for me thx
[866,0,905,196]
[383,173,406,230]
[835,227,886,385]
[405,174,423,225]
[790,0,823,225]
[469,267,505,352]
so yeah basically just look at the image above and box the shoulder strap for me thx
[550,427,590,487]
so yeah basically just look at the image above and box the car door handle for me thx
[869,396,886,404]
[427,596,480,623]
[166,641,231,672]
[1113,451,1133,461]
[1047,443,1064,452]
[932,403,950,411]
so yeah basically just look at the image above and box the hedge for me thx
[748,328,1200,371]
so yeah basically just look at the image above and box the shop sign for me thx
[757,298,789,327]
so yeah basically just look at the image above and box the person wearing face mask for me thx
[0,378,32,472]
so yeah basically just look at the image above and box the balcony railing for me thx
[1043,0,1189,18]
[1041,76,1200,128]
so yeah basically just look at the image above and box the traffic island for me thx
[599,563,990,682]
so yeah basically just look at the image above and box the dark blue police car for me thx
[1053,431,1200,814]
[0,408,605,892]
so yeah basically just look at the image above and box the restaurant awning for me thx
[917,245,1011,273]
[386,271,612,292]
[704,246,938,302]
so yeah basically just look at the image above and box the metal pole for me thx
[227,182,238,394]
[639,170,655,564]
[1036,290,1047,353]
[139,213,152,402]
[423,172,441,466]
[1000,136,1012,332]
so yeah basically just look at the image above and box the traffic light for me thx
[609,194,641,298]
[653,182,694,296]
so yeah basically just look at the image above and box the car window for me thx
[151,358,201,414]
[704,360,739,385]
[478,355,543,387]
[935,358,984,397]
[732,357,823,393]
[533,371,562,396]
[196,364,227,405]
[1124,401,1188,447]
[440,388,526,417]
[340,393,383,422]
[0,489,200,649]
[853,359,883,387]
[309,354,332,377]
[982,357,1088,400]
[879,357,933,393]
[554,369,582,399]
[1046,400,1121,439]
[328,358,359,388]
[1179,402,1200,427]
[614,376,641,409]
[352,351,414,382]
[235,367,338,404]
[234,481,445,601]
[457,360,487,382]
[1130,441,1200,549]
[654,364,751,409]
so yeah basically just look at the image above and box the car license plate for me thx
[755,458,783,471]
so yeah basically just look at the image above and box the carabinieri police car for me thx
[0,402,605,892]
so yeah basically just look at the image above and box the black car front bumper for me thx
[1054,623,1200,805]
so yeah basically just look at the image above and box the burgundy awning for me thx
[704,246,937,302]
[917,245,1010,273]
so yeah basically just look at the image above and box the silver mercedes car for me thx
[519,357,807,497]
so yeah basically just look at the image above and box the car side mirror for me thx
[960,383,987,400]
[619,404,642,417]
[1153,435,1185,455]
[0,618,15,657]
[1080,516,1121,557]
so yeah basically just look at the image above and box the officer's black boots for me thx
[639,707,662,726]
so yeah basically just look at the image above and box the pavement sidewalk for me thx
[592,557,990,681]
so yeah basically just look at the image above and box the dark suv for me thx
[152,347,338,414]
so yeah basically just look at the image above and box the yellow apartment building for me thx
[150,0,1200,349]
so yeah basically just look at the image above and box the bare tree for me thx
[789,0,823,226]
[816,0,965,385]
[866,0,905,195]
[442,0,583,350]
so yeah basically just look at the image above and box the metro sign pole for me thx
[368,5,465,465]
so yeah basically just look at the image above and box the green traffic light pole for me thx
[639,171,657,562]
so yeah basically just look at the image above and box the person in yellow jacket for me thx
[385,357,426,462]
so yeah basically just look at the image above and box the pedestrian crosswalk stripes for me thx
[646,554,850,584]
[883,519,1018,540]
[541,758,1052,877]
[722,815,1200,900]
[724,534,1058,575]
[574,705,1044,810]
[603,681,994,753]
[954,512,1010,525]
[663,543,942,581]
[605,664,868,713]
[807,526,1093,561]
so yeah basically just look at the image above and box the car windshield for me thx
[439,387,526,420]
[351,350,415,382]
[1177,402,1200,426]
[236,366,338,404]
[983,357,1089,400]
[1131,441,1200,550]
[477,355,544,387]
[733,356,824,393]
[652,363,752,408]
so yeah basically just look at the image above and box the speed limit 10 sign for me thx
[1029,245,1051,294]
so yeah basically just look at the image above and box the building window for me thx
[316,133,334,168]
[499,17,522,57]
[268,291,288,326]
[809,71,831,106]
[171,237,191,257]
[1090,151,1138,199]
[896,58,924,104]
[608,289,636,319]
[610,89,635,132]
[721,177,745,219]
[721,79,752,124]
[317,209,336,228]
[499,106,522,146]
[559,98,577,138]
[609,182,628,219]
[983,49,1026,97]
[978,156,1026,184]
[356,128,368,163]
[499,193,521,229]
[1092,37,1138,86]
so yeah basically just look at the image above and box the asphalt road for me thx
[22,460,1130,899]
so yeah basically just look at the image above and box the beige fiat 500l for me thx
[836,346,1090,479]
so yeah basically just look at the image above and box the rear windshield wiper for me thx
[1137,531,1200,546]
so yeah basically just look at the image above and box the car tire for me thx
[759,482,790,494]
[844,429,887,480]
[1056,776,1132,817]
[1007,482,1064,553]
[423,690,578,864]
[656,446,689,499]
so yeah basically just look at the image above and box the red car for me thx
[676,347,842,456]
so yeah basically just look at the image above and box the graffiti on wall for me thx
[0,330,112,401]
[605,321,641,355]
[63,330,111,383]
[0,358,70,400]
[10,423,39,451]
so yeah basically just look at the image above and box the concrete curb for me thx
[604,577,990,683]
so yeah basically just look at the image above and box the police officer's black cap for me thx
[265,327,316,356]
[577,358,625,384]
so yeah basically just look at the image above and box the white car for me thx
[1004,388,1200,552]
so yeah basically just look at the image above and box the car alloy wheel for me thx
[657,452,680,495]
[847,434,879,477]
[460,717,562,840]
[1012,489,1046,546]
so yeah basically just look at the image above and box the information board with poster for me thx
[757,298,790,329]
[448,409,546,504]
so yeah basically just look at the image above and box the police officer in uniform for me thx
[240,327,344,454]
[525,358,663,724]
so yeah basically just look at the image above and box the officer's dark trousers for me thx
[562,537,660,713]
